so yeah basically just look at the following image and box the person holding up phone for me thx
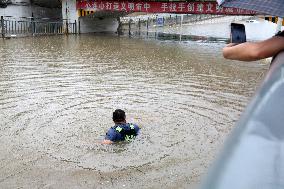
[223,24,284,61]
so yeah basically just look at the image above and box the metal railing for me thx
[120,14,226,36]
[1,16,78,38]
[119,14,252,41]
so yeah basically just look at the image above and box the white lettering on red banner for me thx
[76,0,257,15]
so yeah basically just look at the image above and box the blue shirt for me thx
[105,123,140,142]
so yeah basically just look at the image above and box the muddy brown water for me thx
[0,35,267,189]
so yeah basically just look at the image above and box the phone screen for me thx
[231,23,246,44]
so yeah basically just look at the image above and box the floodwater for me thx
[0,35,267,189]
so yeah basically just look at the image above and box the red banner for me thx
[76,1,257,15]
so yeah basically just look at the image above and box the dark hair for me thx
[113,109,126,122]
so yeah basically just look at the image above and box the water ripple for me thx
[0,35,267,188]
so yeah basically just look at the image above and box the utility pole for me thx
[65,1,69,34]
[1,16,5,39]
[180,15,183,41]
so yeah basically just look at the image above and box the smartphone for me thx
[230,23,246,43]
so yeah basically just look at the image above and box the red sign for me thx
[76,1,257,15]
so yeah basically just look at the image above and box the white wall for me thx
[0,5,32,17]
[157,17,278,41]
[61,0,78,32]
[0,3,61,19]
[62,0,77,23]
[61,0,118,33]
[180,20,277,41]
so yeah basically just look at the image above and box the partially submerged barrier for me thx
[1,16,78,38]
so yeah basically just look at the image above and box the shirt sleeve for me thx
[134,124,140,134]
[105,128,117,141]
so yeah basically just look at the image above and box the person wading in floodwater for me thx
[102,109,140,144]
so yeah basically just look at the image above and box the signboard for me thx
[76,1,257,15]
[156,17,164,26]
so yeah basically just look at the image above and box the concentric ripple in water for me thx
[0,35,267,189]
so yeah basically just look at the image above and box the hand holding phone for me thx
[230,23,246,44]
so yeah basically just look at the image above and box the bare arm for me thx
[223,36,284,61]
[101,139,113,144]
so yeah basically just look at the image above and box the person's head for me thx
[113,109,126,123]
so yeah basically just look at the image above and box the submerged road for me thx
[0,35,267,188]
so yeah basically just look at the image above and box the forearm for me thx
[223,42,259,61]
[223,37,284,61]
[102,139,113,144]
